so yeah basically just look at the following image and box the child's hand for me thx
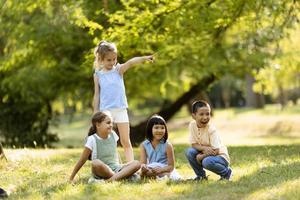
[144,55,154,63]
[213,148,219,155]
[146,168,156,176]
[141,164,149,172]
[152,167,163,175]
[203,146,215,155]
[196,153,206,164]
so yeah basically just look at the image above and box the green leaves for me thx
[0,0,298,146]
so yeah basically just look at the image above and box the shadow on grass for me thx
[165,144,300,199]
[161,161,300,200]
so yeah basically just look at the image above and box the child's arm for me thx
[139,144,153,177]
[69,147,91,183]
[192,143,216,155]
[139,144,147,164]
[93,74,100,114]
[118,55,154,75]
[152,143,175,175]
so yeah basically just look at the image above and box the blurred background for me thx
[0,0,299,148]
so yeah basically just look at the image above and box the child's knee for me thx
[132,160,141,170]
[185,147,196,158]
[202,157,214,168]
[92,159,105,169]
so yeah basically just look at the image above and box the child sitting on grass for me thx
[69,111,140,183]
[185,100,232,181]
[139,115,181,181]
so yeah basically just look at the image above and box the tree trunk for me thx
[245,74,265,108]
[129,75,216,146]
[103,0,108,11]
[0,142,7,161]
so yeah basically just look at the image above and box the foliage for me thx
[0,0,299,146]
[253,27,300,103]
[0,0,94,146]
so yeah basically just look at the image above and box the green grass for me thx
[1,144,300,200]
[1,105,300,199]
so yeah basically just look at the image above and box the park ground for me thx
[1,105,300,200]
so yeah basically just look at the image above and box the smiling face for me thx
[192,106,211,128]
[152,124,166,141]
[96,116,113,137]
[101,51,117,71]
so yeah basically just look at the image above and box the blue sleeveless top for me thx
[142,139,168,165]
[95,65,128,111]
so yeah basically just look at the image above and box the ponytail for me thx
[88,125,97,136]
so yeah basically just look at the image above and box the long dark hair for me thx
[87,111,109,136]
[145,115,168,143]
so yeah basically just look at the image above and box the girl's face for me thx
[192,106,211,128]
[101,51,117,70]
[152,124,166,141]
[96,116,113,135]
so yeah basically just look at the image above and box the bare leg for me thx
[117,123,134,162]
[91,159,114,179]
[108,160,140,181]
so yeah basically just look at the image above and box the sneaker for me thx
[0,188,8,198]
[193,176,208,181]
[156,175,169,181]
[220,168,233,181]
[88,176,105,184]
[127,173,140,182]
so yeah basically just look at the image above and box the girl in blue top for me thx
[93,41,154,163]
[69,111,141,183]
[139,115,181,180]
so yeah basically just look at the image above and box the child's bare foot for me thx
[141,164,150,177]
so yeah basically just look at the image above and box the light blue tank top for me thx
[95,65,128,111]
[142,139,168,165]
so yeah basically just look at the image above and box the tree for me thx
[89,0,299,143]
[0,0,298,146]
[0,0,94,146]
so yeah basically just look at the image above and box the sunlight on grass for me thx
[244,179,300,200]
[1,144,300,199]
[2,106,298,199]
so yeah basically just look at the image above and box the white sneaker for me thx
[128,173,140,182]
[156,175,169,181]
[88,177,105,184]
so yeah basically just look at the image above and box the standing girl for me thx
[93,41,154,162]
[69,112,140,183]
[139,115,181,180]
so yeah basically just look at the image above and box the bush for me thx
[0,93,58,147]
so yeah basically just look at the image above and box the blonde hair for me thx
[93,41,117,70]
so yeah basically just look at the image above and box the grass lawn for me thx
[1,105,300,199]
